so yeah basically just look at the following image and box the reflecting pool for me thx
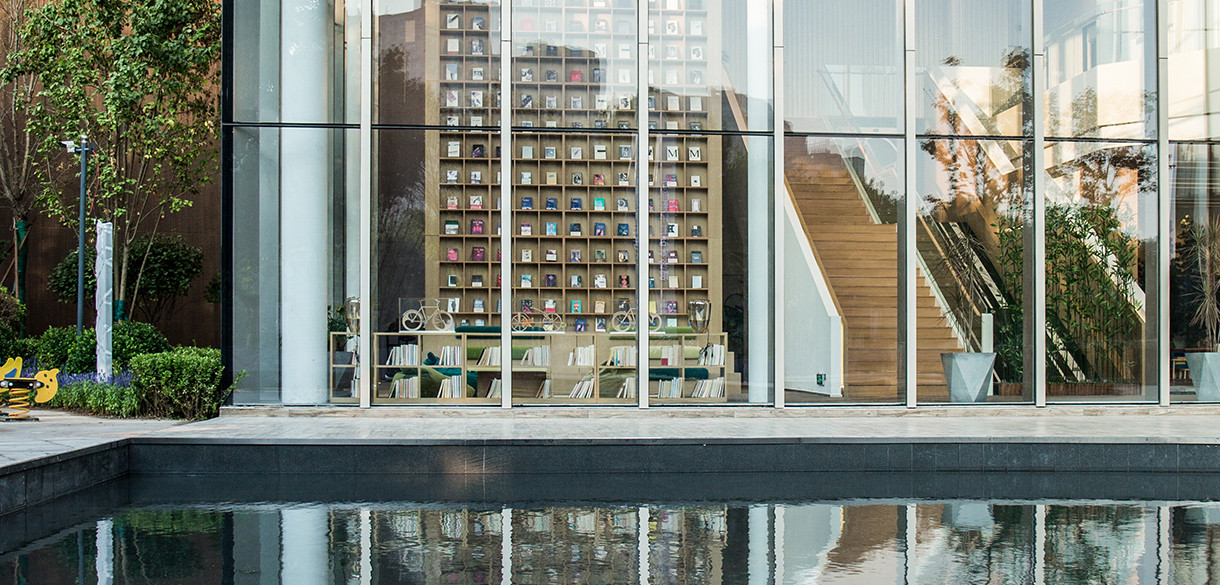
[9,496,1220,583]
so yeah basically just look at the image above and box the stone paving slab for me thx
[0,410,182,467]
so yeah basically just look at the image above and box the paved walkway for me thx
[11,406,1220,472]
[143,408,1220,443]
[0,410,182,466]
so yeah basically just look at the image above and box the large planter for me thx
[1186,352,1220,402]
[941,352,996,403]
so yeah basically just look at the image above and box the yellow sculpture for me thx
[0,357,59,421]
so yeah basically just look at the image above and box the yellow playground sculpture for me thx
[0,357,58,421]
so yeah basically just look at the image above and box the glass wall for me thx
[1169,143,1220,402]
[226,0,1203,406]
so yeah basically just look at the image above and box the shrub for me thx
[0,286,26,361]
[130,347,227,419]
[36,321,170,373]
[44,373,139,418]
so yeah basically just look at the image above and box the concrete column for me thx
[281,508,329,585]
[638,507,650,585]
[280,0,332,404]
[747,0,773,403]
[95,519,113,585]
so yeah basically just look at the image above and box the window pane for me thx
[379,0,502,126]
[784,1,901,134]
[1044,141,1158,401]
[916,139,1032,403]
[1166,0,1220,140]
[649,0,772,132]
[785,136,903,404]
[1044,0,1156,139]
[1169,143,1220,402]
[916,0,1032,137]
[511,0,632,129]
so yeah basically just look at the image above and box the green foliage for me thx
[0,286,25,360]
[129,346,227,419]
[7,0,220,317]
[49,235,204,324]
[993,203,1143,384]
[36,320,169,373]
[203,271,220,304]
[44,380,139,417]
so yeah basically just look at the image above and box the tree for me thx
[49,234,204,325]
[0,0,55,306]
[7,0,220,320]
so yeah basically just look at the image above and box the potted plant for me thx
[1184,217,1220,400]
[926,223,997,402]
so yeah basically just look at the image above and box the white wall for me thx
[783,196,844,396]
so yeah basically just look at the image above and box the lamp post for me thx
[62,135,92,336]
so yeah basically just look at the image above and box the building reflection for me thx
[4,501,1215,583]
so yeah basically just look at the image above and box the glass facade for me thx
[225,0,1215,407]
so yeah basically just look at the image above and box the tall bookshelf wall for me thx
[429,0,722,335]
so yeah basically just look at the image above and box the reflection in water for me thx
[6,501,1220,583]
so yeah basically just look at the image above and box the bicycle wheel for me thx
[430,311,454,331]
[401,310,426,331]
[611,311,634,332]
[647,312,662,332]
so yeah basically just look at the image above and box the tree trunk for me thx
[14,219,28,306]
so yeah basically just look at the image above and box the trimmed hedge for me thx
[36,321,170,373]
[47,380,139,418]
[130,347,227,419]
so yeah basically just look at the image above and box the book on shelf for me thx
[546,197,559,210]
[446,13,460,28]
[616,249,629,262]
[692,275,703,288]
[535,380,553,399]
[447,297,460,313]
[667,198,679,210]
[447,141,460,157]
[571,172,583,185]
[521,274,533,287]
[521,299,533,312]
[690,96,703,111]
[469,195,483,209]
[472,16,485,30]
[594,174,606,186]
[486,378,502,398]
[522,145,534,159]
[593,197,606,211]
[571,146,583,159]
[570,197,582,210]
[445,170,458,184]
[595,317,607,332]
[471,219,484,234]
[521,171,532,184]
[691,225,703,237]
[545,274,557,287]
[594,249,607,261]
[521,345,550,366]
[545,249,558,262]
[570,70,582,82]
[571,300,583,313]
[521,249,533,262]
[521,196,534,209]
[569,222,582,236]
[594,274,608,288]
[546,172,558,185]
[446,248,458,262]
[668,275,680,288]
[569,344,596,366]
[570,248,582,262]
[477,346,502,366]
[446,38,460,54]
[570,274,582,287]
[648,276,654,288]
[618,172,629,186]
[691,250,703,263]
[470,171,481,184]
[617,197,629,211]
[544,146,557,159]
[666,223,679,237]
[698,343,726,366]
[471,144,484,158]
[470,90,483,107]
[543,299,557,313]
[657,378,683,399]
[667,249,679,262]
[688,146,702,161]
[388,376,420,399]
[520,222,532,235]
[575,318,587,331]
[437,375,465,398]
[473,298,486,312]
[594,144,607,159]
[545,222,558,236]
[568,380,595,399]
[619,274,630,288]
[444,220,460,235]
[690,196,702,209]
[387,344,420,366]
[617,378,636,399]
[593,223,606,236]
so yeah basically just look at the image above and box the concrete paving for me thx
[0,410,182,466]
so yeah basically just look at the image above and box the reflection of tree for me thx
[1045,86,1158,139]
[1044,506,1149,584]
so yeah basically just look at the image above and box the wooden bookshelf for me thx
[406,0,736,402]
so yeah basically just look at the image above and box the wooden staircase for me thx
[785,140,958,400]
